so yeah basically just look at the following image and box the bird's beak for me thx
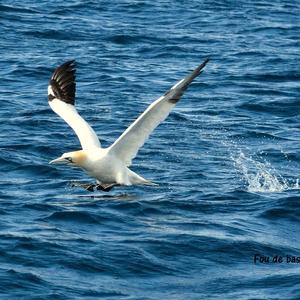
[49,157,67,164]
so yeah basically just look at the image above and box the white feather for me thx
[108,94,176,166]
[49,98,101,150]
[108,59,209,166]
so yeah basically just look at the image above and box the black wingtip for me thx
[187,57,210,83]
[166,58,209,104]
[196,57,209,74]
[204,57,210,63]
[48,60,76,105]
[204,57,210,66]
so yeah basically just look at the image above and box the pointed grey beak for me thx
[49,157,67,164]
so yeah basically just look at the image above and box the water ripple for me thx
[0,0,300,299]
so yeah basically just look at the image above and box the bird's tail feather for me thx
[128,169,159,186]
[141,180,159,186]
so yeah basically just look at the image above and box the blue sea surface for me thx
[1,1,300,299]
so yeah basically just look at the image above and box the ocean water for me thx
[0,0,300,299]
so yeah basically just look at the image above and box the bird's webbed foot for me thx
[70,181,119,192]
[95,183,119,192]
[70,181,96,192]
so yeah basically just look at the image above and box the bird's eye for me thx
[65,157,73,163]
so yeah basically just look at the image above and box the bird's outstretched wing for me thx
[109,58,209,166]
[48,60,101,150]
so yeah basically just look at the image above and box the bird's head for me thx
[49,150,87,167]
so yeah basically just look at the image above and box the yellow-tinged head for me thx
[49,150,88,167]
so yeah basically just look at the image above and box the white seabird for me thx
[48,59,209,191]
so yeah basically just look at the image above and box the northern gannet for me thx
[48,59,209,191]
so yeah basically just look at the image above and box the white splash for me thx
[232,151,299,193]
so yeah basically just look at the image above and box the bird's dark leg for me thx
[70,181,96,192]
[70,181,120,192]
[84,184,96,192]
[96,183,119,192]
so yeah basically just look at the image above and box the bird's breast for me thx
[84,152,126,184]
